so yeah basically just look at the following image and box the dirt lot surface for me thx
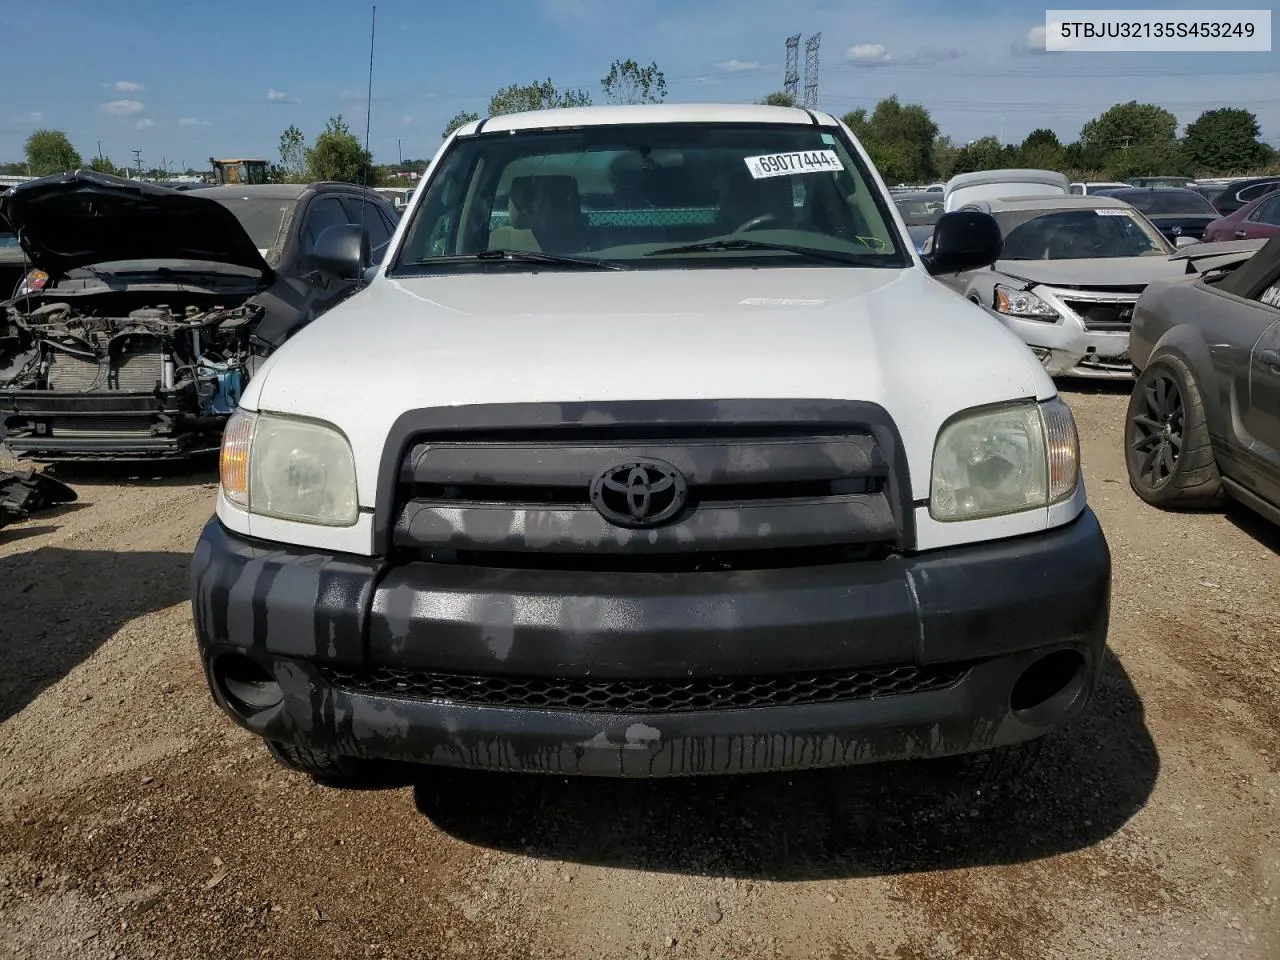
[1,384,1277,960]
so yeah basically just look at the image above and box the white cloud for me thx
[340,89,364,101]
[714,58,762,73]
[100,99,146,116]
[178,117,211,127]
[266,88,292,101]
[692,76,721,86]
[1013,24,1055,56]
[28,111,42,122]
[136,118,155,130]
[906,47,964,66]
[847,43,891,62]
[112,80,144,93]
[845,43,963,66]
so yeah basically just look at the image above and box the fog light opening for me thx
[1010,650,1086,724]
[214,653,284,717]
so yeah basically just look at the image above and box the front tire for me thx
[266,740,365,784]
[1125,356,1224,509]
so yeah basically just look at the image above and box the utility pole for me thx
[398,138,403,165]
[131,148,143,178]
[783,34,800,102]
[97,140,104,162]
[999,116,1005,144]
[803,33,822,110]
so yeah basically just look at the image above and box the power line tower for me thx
[803,32,822,109]
[783,34,800,101]
[131,149,143,178]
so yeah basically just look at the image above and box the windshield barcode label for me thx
[744,151,843,179]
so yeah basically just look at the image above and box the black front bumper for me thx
[0,389,219,459]
[190,510,1111,777]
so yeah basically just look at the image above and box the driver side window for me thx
[1248,196,1280,226]
[303,197,355,253]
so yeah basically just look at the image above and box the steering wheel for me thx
[734,213,778,233]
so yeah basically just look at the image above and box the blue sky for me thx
[3,0,1277,170]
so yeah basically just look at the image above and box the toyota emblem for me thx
[589,460,688,528]
[1171,226,1182,236]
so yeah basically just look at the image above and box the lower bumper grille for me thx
[320,663,969,713]
[45,415,154,437]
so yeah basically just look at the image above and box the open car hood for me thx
[0,170,273,279]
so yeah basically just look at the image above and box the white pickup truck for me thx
[189,103,1110,784]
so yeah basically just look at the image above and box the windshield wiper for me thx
[644,238,887,265]
[413,249,630,270]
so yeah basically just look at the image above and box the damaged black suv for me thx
[0,171,398,460]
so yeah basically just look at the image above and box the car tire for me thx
[266,740,365,784]
[1125,355,1224,509]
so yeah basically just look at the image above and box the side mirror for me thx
[1174,235,1198,248]
[922,211,1002,276]
[313,223,370,281]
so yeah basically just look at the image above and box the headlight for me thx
[219,409,359,526]
[13,269,49,298]
[930,398,1079,521]
[994,284,1059,321]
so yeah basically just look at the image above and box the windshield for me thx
[390,122,908,273]
[895,196,944,226]
[207,196,299,257]
[995,207,1173,260]
[1121,190,1218,216]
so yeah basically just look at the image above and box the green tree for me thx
[24,129,82,176]
[842,97,938,182]
[442,111,481,139]
[279,124,306,178]
[88,156,122,176]
[488,79,591,116]
[1078,101,1178,171]
[1018,128,1066,171]
[864,141,914,183]
[1081,100,1178,147]
[758,91,797,107]
[933,135,960,180]
[1105,141,1191,180]
[601,59,667,105]
[841,108,869,137]
[305,115,374,185]
[1183,108,1270,175]
[949,136,1016,175]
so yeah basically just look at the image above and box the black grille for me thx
[320,663,968,713]
[391,429,905,565]
[1061,299,1137,332]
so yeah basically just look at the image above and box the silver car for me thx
[936,195,1190,379]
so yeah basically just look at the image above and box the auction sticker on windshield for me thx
[1095,208,1130,215]
[745,151,843,179]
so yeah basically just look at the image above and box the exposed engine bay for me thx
[1,292,264,411]
[0,287,269,458]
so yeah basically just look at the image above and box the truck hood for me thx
[995,255,1188,289]
[0,170,273,279]
[244,267,1055,505]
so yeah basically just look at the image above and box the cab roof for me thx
[973,195,1136,213]
[453,103,838,136]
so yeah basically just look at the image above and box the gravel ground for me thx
[0,383,1277,960]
